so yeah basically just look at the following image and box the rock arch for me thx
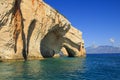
[40,24,70,58]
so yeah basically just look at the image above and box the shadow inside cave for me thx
[40,24,70,58]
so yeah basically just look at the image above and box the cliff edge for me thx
[0,0,85,61]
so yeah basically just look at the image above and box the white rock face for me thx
[0,0,85,61]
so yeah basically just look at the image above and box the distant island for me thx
[86,45,120,54]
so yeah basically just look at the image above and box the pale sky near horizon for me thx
[44,0,120,47]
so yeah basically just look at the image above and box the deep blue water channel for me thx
[0,54,120,80]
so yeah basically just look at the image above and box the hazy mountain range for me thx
[86,45,120,54]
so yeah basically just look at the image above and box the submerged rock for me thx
[0,0,86,61]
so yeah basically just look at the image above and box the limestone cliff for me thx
[0,0,85,61]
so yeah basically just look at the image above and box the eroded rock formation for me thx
[0,0,86,61]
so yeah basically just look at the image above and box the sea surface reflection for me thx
[0,57,86,80]
[1,54,120,80]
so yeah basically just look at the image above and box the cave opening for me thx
[40,25,66,58]
[40,23,72,58]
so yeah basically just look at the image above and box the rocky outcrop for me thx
[0,0,85,61]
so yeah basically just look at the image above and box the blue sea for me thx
[0,54,120,80]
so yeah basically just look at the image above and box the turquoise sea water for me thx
[0,54,120,80]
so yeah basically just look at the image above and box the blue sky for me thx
[44,0,120,47]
